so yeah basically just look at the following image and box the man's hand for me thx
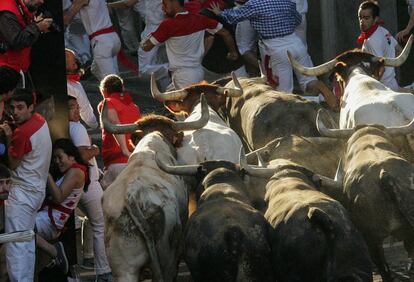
[72,0,90,8]
[34,14,53,33]
[227,51,239,61]
[0,123,12,145]
[208,2,222,16]
[396,29,410,43]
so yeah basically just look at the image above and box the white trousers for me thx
[100,163,127,190]
[77,181,111,275]
[295,14,307,48]
[114,7,139,54]
[91,33,122,81]
[5,185,44,282]
[171,66,204,89]
[235,20,257,55]
[263,33,316,93]
[65,19,92,65]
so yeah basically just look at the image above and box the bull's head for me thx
[315,109,414,139]
[101,94,210,146]
[151,72,243,115]
[287,35,413,88]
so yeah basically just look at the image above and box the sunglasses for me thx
[0,179,11,185]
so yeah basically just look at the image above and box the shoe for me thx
[96,272,115,282]
[54,242,69,274]
[80,257,95,270]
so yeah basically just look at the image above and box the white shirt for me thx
[134,0,164,26]
[69,121,100,182]
[362,26,399,89]
[63,0,113,35]
[67,81,98,129]
[291,0,308,14]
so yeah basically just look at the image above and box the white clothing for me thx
[291,0,308,47]
[291,0,308,14]
[5,186,45,282]
[171,66,204,89]
[67,82,98,129]
[35,210,60,241]
[362,26,399,90]
[69,121,112,274]
[90,33,122,80]
[11,122,52,192]
[235,20,258,55]
[262,33,316,92]
[78,0,112,35]
[113,7,140,54]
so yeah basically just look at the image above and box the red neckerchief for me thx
[106,92,133,105]
[357,24,379,45]
[66,73,81,82]
[15,0,34,24]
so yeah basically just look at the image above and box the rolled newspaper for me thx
[0,230,35,244]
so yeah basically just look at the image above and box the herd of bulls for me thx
[100,35,414,282]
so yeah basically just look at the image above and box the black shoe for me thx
[54,242,69,274]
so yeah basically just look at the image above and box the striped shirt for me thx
[219,0,301,39]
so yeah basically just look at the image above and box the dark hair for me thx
[0,66,20,95]
[68,95,77,102]
[99,74,123,94]
[178,0,185,6]
[53,138,90,191]
[0,164,10,179]
[9,88,34,107]
[359,1,380,18]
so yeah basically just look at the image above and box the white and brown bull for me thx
[101,97,209,282]
[155,158,274,282]
[242,158,373,282]
[151,73,244,165]
[316,117,414,282]
[289,35,414,159]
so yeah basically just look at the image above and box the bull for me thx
[316,116,414,282]
[242,158,373,282]
[101,96,209,282]
[155,158,274,282]
[288,35,414,159]
[151,72,244,165]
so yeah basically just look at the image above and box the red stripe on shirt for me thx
[152,12,220,43]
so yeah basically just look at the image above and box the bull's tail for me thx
[225,226,244,259]
[308,207,337,282]
[126,202,164,282]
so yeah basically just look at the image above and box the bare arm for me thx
[47,169,84,204]
[0,123,21,169]
[215,28,239,60]
[63,0,90,26]
[107,108,132,157]
[141,38,155,52]
[77,145,100,161]
[396,10,414,42]
[107,0,138,9]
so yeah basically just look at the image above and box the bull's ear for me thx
[164,101,184,114]
[131,130,144,145]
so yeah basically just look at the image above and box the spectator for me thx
[0,164,11,197]
[1,89,52,282]
[35,138,89,275]
[141,0,239,89]
[63,0,121,80]
[0,66,20,118]
[357,1,404,91]
[97,75,141,189]
[65,48,98,129]
[0,0,52,87]
[396,0,414,43]
[209,0,338,108]
[68,97,114,282]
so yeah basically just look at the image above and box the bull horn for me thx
[316,109,354,138]
[288,51,337,76]
[239,146,275,178]
[172,94,210,132]
[155,154,199,175]
[384,117,414,136]
[258,60,266,79]
[383,35,413,67]
[312,174,342,190]
[101,99,140,134]
[150,73,188,101]
[216,72,243,97]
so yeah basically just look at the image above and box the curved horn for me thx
[239,146,275,178]
[216,72,244,97]
[288,51,337,76]
[150,73,188,101]
[316,109,354,138]
[384,117,414,136]
[383,35,413,67]
[100,99,140,134]
[154,154,199,175]
[172,94,210,132]
[312,174,342,190]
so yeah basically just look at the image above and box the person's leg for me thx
[171,67,204,89]
[91,34,122,80]
[78,181,112,275]
[114,7,140,55]
[36,235,56,257]
[269,49,294,93]
[5,187,44,282]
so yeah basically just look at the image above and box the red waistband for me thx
[89,26,115,40]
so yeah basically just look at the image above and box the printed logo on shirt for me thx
[385,33,392,45]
